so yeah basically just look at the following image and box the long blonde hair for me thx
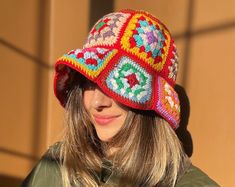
[58,84,189,187]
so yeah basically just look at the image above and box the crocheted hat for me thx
[54,9,180,129]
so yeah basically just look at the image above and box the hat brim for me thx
[54,47,180,129]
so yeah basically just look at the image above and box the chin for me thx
[97,134,112,142]
[94,125,118,142]
[96,131,114,142]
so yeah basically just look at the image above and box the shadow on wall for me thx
[89,0,114,29]
[0,175,22,187]
[175,85,193,157]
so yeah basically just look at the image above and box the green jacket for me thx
[22,145,220,187]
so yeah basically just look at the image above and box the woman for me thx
[22,9,219,187]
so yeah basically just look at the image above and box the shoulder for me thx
[21,143,62,187]
[176,164,220,187]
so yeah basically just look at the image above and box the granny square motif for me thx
[156,77,180,127]
[106,56,152,104]
[120,13,171,72]
[57,48,117,79]
[85,12,131,47]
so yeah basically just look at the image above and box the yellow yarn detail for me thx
[121,14,138,50]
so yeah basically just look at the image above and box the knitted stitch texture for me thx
[54,9,180,129]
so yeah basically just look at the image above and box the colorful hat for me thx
[54,9,180,129]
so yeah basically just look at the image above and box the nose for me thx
[91,87,112,110]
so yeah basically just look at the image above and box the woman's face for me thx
[83,81,128,142]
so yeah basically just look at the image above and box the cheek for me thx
[83,90,93,110]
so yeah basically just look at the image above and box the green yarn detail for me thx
[116,78,124,89]
[134,88,145,95]
[95,21,105,31]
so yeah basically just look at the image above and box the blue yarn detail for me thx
[133,35,144,47]
[136,27,144,34]
[152,49,161,58]
[151,25,156,30]
[139,20,149,27]
[158,30,165,41]
[145,45,151,52]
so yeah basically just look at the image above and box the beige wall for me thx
[0,0,50,181]
[0,0,234,186]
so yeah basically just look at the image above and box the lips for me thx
[93,114,121,125]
